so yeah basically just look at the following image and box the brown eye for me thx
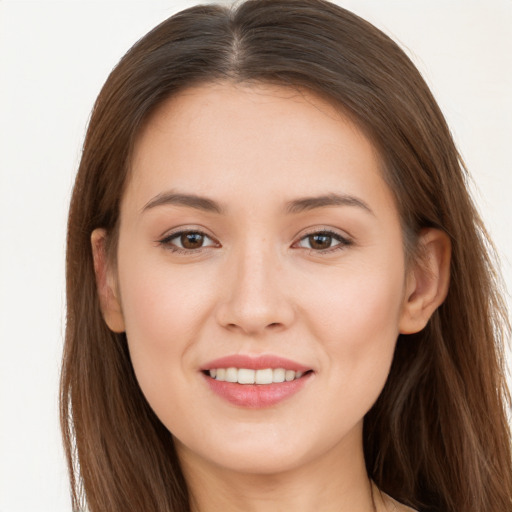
[296,230,350,252]
[160,230,218,252]
[308,234,333,250]
[180,232,205,249]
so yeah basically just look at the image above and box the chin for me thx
[198,445,311,476]
[174,421,353,477]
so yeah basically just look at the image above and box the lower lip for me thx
[203,373,311,408]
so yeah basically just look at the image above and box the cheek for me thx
[115,257,221,433]
[115,248,215,389]
[305,257,404,341]
[302,257,405,406]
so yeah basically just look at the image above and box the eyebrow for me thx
[141,191,373,216]
[285,193,374,215]
[142,192,224,214]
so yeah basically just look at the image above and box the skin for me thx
[92,82,450,512]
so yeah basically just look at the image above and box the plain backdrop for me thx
[1,1,511,510]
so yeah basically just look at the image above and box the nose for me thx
[215,242,295,336]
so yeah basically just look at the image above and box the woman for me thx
[60,1,512,511]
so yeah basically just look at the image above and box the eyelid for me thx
[156,225,353,255]
[292,227,353,253]
[298,225,353,240]
[157,226,220,253]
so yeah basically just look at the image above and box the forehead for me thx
[126,81,394,216]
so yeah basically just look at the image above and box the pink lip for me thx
[203,373,312,408]
[201,354,310,372]
[201,354,313,408]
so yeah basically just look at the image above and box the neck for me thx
[178,427,380,512]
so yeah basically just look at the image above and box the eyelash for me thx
[294,229,352,255]
[157,228,352,255]
[157,229,219,255]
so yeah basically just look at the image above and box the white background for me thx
[1,1,510,511]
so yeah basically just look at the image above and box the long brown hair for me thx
[61,1,512,511]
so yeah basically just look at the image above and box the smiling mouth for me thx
[204,368,312,385]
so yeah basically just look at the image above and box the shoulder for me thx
[394,503,419,512]
[381,492,419,512]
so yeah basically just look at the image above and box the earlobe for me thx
[91,228,126,333]
[399,228,451,334]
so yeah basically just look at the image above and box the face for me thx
[100,82,416,476]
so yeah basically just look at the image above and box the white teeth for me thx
[225,367,238,382]
[273,368,285,383]
[208,367,306,384]
[255,368,273,384]
[237,368,255,384]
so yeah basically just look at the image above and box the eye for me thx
[295,230,351,252]
[159,230,218,252]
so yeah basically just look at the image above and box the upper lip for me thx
[201,354,311,372]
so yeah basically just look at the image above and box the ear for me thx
[399,228,451,334]
[91,228,125,333]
